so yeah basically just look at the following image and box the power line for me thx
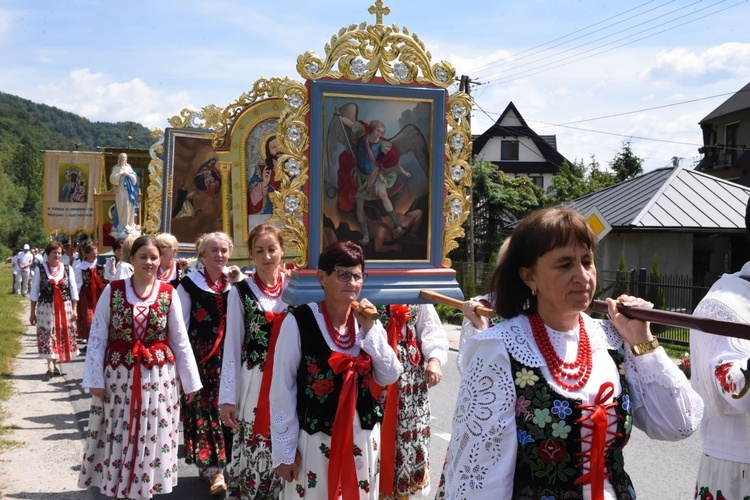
[483,0,745,88]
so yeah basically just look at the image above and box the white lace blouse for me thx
[444,313,703,499]
[412,304,449,365]
[81,280,202,395]
[270,302,404,468]
[219,273,288,406]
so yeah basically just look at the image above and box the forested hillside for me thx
[0,92,153,257]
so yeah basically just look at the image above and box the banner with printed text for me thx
[43,151,103,234]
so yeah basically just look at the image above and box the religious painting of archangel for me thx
[318,89,438,262]
[162,129,222,247]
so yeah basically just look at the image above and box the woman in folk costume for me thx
[176,231,242,496]
[29,240,79,379]
[271,241,403,499]
[219,223,288,499]
[378,303,448,499]
[78,235,202,499]
[75,242,107,351]
[441,207,703,500]
[155,233,186,288]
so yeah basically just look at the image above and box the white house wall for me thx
[597,232,693,277]
[480,136,545,162]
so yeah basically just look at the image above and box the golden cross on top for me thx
[368,0,390,25]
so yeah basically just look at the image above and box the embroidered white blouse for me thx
[444,312,703,499]
[81,280,202,394]
[270,302,404,468]
[410,304,449,366]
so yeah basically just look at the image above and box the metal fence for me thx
[452,262,716,345]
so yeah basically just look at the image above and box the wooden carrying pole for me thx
[420,290,750,341]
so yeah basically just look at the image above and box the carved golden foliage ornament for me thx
[277,1,472,267]
[144,128,165,234]
[271,79,310,268]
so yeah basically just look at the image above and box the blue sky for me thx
[1,0,749,171]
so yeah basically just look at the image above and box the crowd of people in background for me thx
[17,201,750,499]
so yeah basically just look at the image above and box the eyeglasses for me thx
[333,269,367,284]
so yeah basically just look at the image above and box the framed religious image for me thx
[309,80,446,267]
[161,128,223,248]
[239,99,282,238]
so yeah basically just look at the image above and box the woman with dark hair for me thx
[442,207,703,499]
[271,241,403,498]
[75,242,107,352]
[29,240,79,379]
[220,223,288,498]
[177,231,242,496]
[78,235,202,498]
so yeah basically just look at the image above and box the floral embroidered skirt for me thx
[280,419,380,499]
[381,352,431,499]
[226,364,281,499]
[695,454,750,500]
[35,300,78,360]
[182,352,231,470]
[78,363,182,499]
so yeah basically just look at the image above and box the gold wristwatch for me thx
[631,338,659,356]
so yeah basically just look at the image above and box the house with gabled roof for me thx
[571,165,750,281]
[695,81,750,185]
[472,102,573,189]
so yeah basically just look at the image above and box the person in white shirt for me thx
[17,244,33,296]
[11,248,21,295]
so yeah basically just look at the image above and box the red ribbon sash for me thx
[575,381,619,500]
[51,279,71,362]
[379,304,410,494]
[251,311,287,438]
[89,267,105,311]
[328,351,372,500]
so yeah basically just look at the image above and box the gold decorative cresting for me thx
[276,1,472,267]
[218,161,232,234]
[144,128,165,234]
[443,92,473,267]
[272,79,310,268]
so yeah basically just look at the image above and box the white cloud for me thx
[36,69,190,129]
[646,42,750,83]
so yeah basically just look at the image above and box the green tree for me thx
[610,140,644,183]
[612,251,630,297]
[647,254,666,333]
[548,156,616,204]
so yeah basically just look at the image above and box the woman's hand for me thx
[227,266,242,284]
[29,310,36,326]
[184,390,198,404]
[274,451,302,482]
[353,298,377,333]
[461,300,487,330]
[220,404,238,430]
[89,388,106,399]
[425,357,443,387]
[606,295,654,347]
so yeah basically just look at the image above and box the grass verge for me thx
[0,265,25,447]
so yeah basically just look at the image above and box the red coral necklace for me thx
[157,261,174,281]
[132,277,156,301]
[253,271,282,298]
[529,313,592,391]
[320,301,356,349]
[203,271,226,293]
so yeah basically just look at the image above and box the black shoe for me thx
[44,370,53,381]
[52,368,62,377]
[79,346,87,355]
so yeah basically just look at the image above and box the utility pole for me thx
[459,74,479,292]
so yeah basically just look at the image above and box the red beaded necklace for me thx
[157,261,174,281]
[320,301,356,349]
[132,277,156,301]
[529,313,592,391]
[203,271,227,293]
[253,271,282,298]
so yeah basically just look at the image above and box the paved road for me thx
[57,325,700,499]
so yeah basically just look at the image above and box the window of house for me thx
[501,140,519,160]
[530,175,544,188]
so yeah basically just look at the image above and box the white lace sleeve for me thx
[175,282,192,330]
[82,285,111,389]
[270,313,302,468]
[67,264,79,301]
[219,287,243,405]
[606,317,703,440]
[361,320,403,385]
[443,333,517,499]
[416,304,448,365]
[29,269,41,302]
[168,295,202,394]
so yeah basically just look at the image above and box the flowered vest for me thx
[511,349,635,500]
[37,264,72,304]
[104,280,175,369]
[81,264,106,286]
[235,279,273,370]
[180,275,229,361]
[293,304,383,436]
